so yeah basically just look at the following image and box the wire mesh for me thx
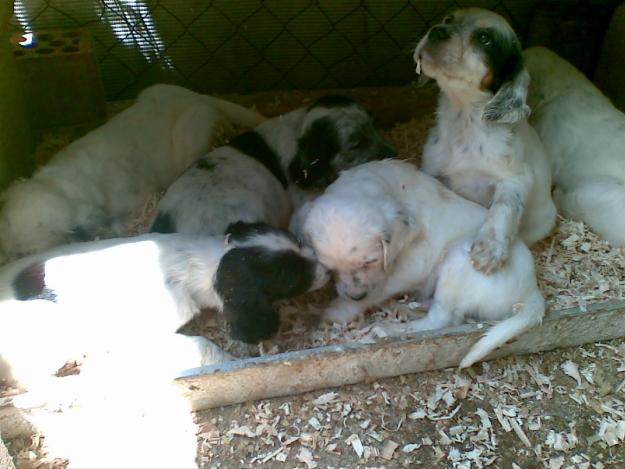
[9,0,622,100]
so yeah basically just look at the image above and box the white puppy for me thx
[0,84,265,263]
[415,8,556,273]
[0,222,328,389]
[150,95,397,235]
[525,47,625,246]
[301,160,544,368]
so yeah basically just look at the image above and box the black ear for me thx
[482,42,530,124]
[289,117,341,189]
[223,294,280,344]
[215,246,315,343]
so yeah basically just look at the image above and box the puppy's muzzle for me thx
[347,291,367,301]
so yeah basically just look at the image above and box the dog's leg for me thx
[379,300,457,336]
[470,171,530,273]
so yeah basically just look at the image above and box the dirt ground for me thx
[195,339,625,469]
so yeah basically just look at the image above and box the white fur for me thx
[416,8,556,273]
[0,227,327,466]
[151,98,394,236]
[301,160,544,368]
[525,46,625,246]
[0,84,265,263]
[152,109,305,235]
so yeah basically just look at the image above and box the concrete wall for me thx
[0,1,33,190]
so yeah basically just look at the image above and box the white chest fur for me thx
[423,100,518,207]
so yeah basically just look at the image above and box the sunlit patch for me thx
[97,0,174,69]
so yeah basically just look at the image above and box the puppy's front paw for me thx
[470,233,509,274]
[323,300,363,324]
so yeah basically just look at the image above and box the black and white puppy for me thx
[150,95,397,236]
[415,8,556,274]
[0,222,329,390]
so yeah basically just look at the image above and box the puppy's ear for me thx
[380,201,417,269]
[223,294,280,344]
[215,246,317,342]
[289,117,340,189]
[483,53,531,124]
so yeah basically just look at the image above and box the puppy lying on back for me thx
[0,222,328,389]
[0,84,265,264]
[525,47,625,246]
[415,8,556,273]
[150,95,397,235]
[300,160,544,368]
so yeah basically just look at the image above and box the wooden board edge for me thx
[175,299,625,411]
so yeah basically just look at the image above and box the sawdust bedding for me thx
[119,113,625,360]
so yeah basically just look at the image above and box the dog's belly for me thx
[439,170,495,208]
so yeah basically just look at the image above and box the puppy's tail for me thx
[555,177,625,247]
[460,289,544,368]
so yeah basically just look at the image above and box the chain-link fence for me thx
[10,0,622,100]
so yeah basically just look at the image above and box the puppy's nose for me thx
[348,291,367,301]
[429,26,450,42]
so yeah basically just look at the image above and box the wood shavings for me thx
[380,439,398,460]
[594,418,625,446]
[561,360,583,387]
[296,447,317,468]
[345,434,364,458]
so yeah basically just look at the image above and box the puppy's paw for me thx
[470,232,509,274]
[323,300,363,324]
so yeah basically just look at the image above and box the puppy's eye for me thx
[443,15,453,24]
[478,32,492,46]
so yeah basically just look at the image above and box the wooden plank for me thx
[176,299,625,411]
[2,299,624,430]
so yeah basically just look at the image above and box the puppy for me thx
[0,84,265,264]
[415,8,556,273]
[0,222,328,389]
[525,47,625,246]
[150,95,397,236]
[300,160,544,368]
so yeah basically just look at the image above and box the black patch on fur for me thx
[150,211,176,234]
[68,226,92,242]
[215,246,316,344]
[196,158,216,171]
[309,95,356,109]
[228,130,288,188]
[225,221,299,246]
[13,263,57,302]
[472,27,523,94]
[289,116,341,189]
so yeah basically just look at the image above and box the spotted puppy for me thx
[0,222,328,390]
[525,47,625,247]
[0,84,265,264]
[300,160,544,368]
[415,8,556,273]
[150,95,396,236]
